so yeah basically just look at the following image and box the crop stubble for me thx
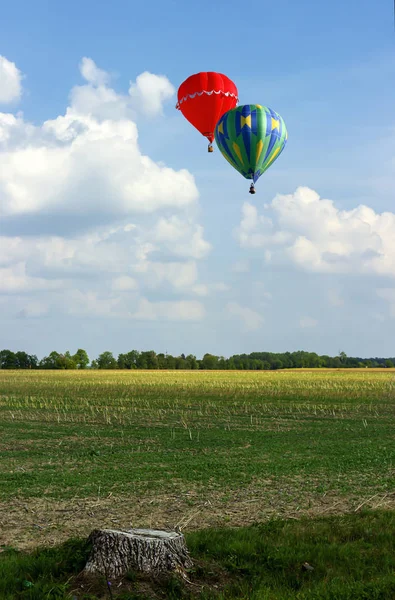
[0,369,394,549]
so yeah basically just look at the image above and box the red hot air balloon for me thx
[176,72,238,152]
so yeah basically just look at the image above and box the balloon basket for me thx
[208,144,214,153]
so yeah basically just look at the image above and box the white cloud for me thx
[0,113,197,218]
[0,217,214,319]
[69,60,174,121]
[132,298,205,321]
[226,302,264,331]
[0,217,211,296]
[0,58,197,220]
[299,316,318,328]
[0,262,63,293]
[64,291,205,321]
[128,72,175,117]
[236,202,291,249]
[144,261,198,290]
[66,290,123,318]
[17,300,49,319]
[0,57,214,326]
[79,57,109,86]
[236,187,395,278]
[0,56,23,103]
[111,276,139,291]
[190,282,229,297]
[151,216,211,259]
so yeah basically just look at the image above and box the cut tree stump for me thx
[84,528,193,579]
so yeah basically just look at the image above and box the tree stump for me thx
[84,528,193,579]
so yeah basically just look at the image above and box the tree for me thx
[157,353,167,369]
[97,351,118,369]
[165,354,176,369]
[73,349,89,369]
[271,359,283,370]
[0,350,17,369]
[339,351,347,364]
[118,351,138,369]
[185,354,199,370]
[201,353,219,370]
[15,351,38,369]
[141,351,158,369]
[59,352,77,369]
[40,351,61,369]
[175,356,187,369]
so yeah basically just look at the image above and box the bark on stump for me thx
[84,528,193,579]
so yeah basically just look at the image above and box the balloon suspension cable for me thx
[208,143,214,153]
[249,183,256,195]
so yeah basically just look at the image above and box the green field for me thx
[1,369,395,598]
[1,369,394,547]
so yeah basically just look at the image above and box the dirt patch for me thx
[1,483,394,551]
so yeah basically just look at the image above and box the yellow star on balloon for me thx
[271,118,280,131]
[241,115,252,129]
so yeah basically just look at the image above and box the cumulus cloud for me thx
[128,72,175,116]
[0,58,197,221]
[111,276,139,291]
[0,214,221,321]
[190,282,229,297]
[0,57,217,324]
[236,186,395,277]
[69,60,174,121]
[17,300,49,319]
[0,114,197,219]
[151,216,211,259]
[79,57,110,86]
[132,298,205,321]
[0,262,64,293]
[0,56,23,103]
[65,290,205,321]
[0,214,214,302]
[226,302,264,331]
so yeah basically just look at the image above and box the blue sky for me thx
[0,0,394,361]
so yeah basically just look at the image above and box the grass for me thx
[0,369,394,550]
[1,369,395,597]
[1,509,395,599]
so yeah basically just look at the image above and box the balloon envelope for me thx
[176,72,238,144]
[214,104,287,183]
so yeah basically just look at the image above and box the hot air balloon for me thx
[214,104,287,193]
[176,72,238,152]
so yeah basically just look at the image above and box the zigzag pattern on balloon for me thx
[176,72,239,144]
[175,72,288,186]
[176,90,238,110]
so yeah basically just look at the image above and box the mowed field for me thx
[1,369,394,551]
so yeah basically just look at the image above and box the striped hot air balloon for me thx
[214,104,287,193]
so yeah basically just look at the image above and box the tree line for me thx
[0,348,394,370]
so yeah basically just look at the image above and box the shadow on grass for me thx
[1,509,395,599]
